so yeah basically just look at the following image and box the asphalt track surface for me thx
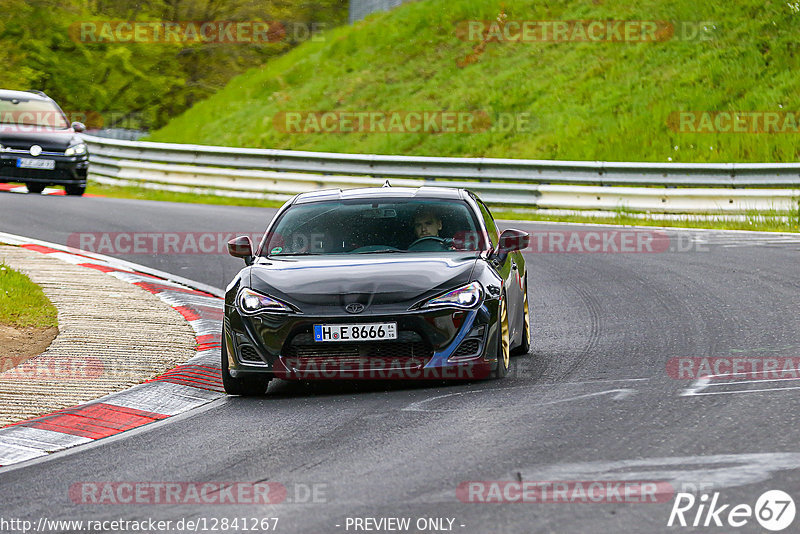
[1,191,800,533]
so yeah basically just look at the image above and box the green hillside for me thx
[149,0,800,163]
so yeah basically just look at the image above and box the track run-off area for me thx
[1,191,799,533]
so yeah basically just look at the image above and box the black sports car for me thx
[222,186,530,395]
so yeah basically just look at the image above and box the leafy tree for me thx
[0,0,347,129]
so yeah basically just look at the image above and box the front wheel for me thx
[26,184,45,194]
[65,184,86,196]
[492,294,510,379]
[221,337,271,396]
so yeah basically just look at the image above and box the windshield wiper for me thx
[268,252,323,257]
[354,248,408,254]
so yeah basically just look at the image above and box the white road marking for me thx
[685,385,800,396]
[402,385,637,413]
[682,368,800,396]
[515,452,800,492]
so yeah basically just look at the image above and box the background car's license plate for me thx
[314,322,397,342]
[17,158,55,170]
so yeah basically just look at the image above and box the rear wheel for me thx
[221,336,271,396]
[26,184,45,194]
[492,294,510,379]
[512,277,531,356]
[65,184,85,196]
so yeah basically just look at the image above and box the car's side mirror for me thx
[228,236,254,265]
[494,228,530,264]
[71,121,86,133]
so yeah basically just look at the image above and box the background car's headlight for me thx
[64,143,87,156]
[422,281,483,309]
[237,288,293,313]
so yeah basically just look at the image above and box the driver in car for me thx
[413,206,443,239]
[409,206,454,251]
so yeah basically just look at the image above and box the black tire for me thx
[492,294,510,379]
[221,336,271,396]
[26,184,45,194]
[511,277,531,356]
[65,184,86,196]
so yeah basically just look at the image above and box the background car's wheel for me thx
[492,293,510,379]
[26,184,45,194]
[221,336,271,396]
[512,276,531,356]
[64,184,86,196]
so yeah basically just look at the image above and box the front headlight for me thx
[64,143,87,156]
[237,288,293,314]
[421,281,483,310]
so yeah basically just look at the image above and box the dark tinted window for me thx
[476,199,499,248]
[263,198,484,255]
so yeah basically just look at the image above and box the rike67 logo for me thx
[668,490,795,531]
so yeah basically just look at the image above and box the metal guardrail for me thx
[82,135,800,214]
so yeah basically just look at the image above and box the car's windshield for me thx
[262,198,485,256]
[0,97,69,129]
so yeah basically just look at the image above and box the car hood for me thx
[0,126,79,151]
[249,253,480,311]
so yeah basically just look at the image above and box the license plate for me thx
[314,322,397,342]
[17,158,55,170]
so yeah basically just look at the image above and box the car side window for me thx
[476,200,499,249]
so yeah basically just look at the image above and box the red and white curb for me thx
[0,233,226,468]
[0,183,65,195]
[0,183,103,197]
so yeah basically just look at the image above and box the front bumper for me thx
[225,301,502,381]
[0,153,89,186]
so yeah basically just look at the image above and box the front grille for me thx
[284,331,433,361]
[452,339,481,358]
[238,345,262,363]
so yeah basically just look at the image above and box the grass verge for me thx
[87,181,284,208]
[0,262,58,328]
[493,208,800,232]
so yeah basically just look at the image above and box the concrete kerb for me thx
[0,233,226,468]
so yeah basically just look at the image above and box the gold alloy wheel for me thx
[522,283,530,347]
[500,295,510,370]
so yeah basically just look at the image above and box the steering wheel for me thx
[407,236,449,250]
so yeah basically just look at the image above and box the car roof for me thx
[0,89,51,101]
[293,186,466,204]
